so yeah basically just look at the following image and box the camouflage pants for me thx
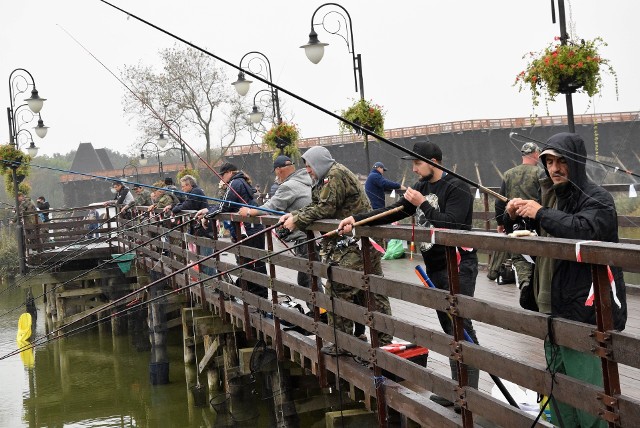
[512,254,533,288]
[324,244,392,346]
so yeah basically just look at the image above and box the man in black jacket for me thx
[338,140,479,408]
[506,132,627,427]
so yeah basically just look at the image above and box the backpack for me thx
[497,259,516,285]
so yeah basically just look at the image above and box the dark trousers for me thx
[428,254,480,388]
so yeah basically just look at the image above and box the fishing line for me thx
[95,0,507,204]
[0,209,147,297]
[0,222,286,358]
[0,159,285,216]
[57,24,255,209]
[506,133,640,229]
[2,207,405,359]
[510,132,640,181]
[0,213,192,318]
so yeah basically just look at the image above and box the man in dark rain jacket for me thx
[506,132,627,427]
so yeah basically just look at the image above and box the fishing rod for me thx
[58,24,259,210]
[0,208,148,297]
[5,221,286,356]
[0,212,192,318]
[96,0,507,203]
[510,132,640,181]
[2,206,405,359]
[0,159,286,216]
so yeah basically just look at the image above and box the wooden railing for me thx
[109,207,640,427]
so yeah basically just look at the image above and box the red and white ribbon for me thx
[585,265,622,308]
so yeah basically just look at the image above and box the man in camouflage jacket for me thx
[494,142,542,309]
[280,146,392,355]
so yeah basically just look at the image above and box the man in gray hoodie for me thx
[239,155,313,289]
[279,146,392,356]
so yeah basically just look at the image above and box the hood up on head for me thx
[540,132,588,187]
[301,146,335,182]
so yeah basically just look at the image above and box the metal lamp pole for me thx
[6,69,48,274]
[158,119,189,169]
[554,0,575,133]
[232,51,282,124]
[301,3,370,170]
[140,142,164,179]
[122,163,140,183]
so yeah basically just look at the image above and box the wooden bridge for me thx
[14,198,640,427]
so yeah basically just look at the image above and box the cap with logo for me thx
[373,162,387,171]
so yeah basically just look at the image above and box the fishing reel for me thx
[275,227,291,240]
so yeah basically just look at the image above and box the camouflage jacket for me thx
[495,164,542,226]
[154,193,174,210]
[292,162,372,254]
[14,198,38,225]
[135,190,153,206]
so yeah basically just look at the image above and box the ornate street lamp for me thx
[6,68,49,274]
[301,3,370,169]
[140,141,163,178]
[157,119,188,169]
[232,51,282,124]
[16,129,39,157]
[121,162,139,183]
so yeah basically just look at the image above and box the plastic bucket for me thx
[111,253,135,274]
[190,384,208,407]
[149,361,170,385]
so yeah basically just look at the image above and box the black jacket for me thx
[354,172,474,273]
[534,133,626,330]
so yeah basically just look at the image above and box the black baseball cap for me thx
[401,140,442,161]
[273,155,293,171]
[219,162,238,174]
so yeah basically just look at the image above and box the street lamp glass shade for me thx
[34,118,48,138]
[26,143,39,157]
[232,72,252,96]
[139,154,148,166]
[157,132,168,148]
[301,30,328,64]
[249,106,264,124]
[25,89,46,113]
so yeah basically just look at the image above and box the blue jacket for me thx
[364,169,402,209]
[171,185,207,213]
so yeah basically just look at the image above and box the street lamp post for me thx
[157,119,189,169]
[554,0,575,133]
[232,51,282,124]
[121,163,140,184]
[301,3,371,170]
[139,142,164,179]
[6,68,48,274]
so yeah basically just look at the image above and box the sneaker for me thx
[430,394,454,407]
[321,343,351,356]
[357,334,368,342]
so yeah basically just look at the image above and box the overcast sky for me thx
[1,1,638,158]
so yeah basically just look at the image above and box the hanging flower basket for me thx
[0,144,31,195]
[262,122,301,160]
[515,36,618,116]
[339,99,385,136]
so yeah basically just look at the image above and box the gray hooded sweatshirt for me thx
[261,168,312,213]
[301,146,335,185]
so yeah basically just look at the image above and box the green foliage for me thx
[176,167,200,181]
[515,37,618,116]
[0,227,19,278]
[0,144,31,196]
[339,99,385,136]
[262,122,301,160]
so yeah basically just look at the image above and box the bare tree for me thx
[121,44,236,164]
